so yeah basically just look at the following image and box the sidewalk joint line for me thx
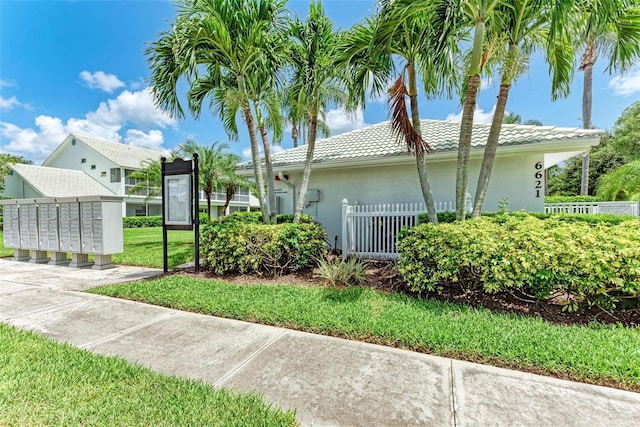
[214,329,287,387]
[1,299,84,323]
[450,359,458,427]
[79,311,177,350]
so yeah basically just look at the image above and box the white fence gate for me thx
[341,198,467,260]
[544,202,639,216]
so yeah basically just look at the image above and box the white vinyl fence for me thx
[544,202,639,216]
[341,198,470,260]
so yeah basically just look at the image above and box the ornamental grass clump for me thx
[397,215,640,312]
[315,257,368,287]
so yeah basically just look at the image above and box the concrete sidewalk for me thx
[1,258,638,426]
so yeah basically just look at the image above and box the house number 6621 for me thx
[534,161,543,198]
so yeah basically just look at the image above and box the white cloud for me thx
[87,88,176,129]
[125,129,165,151]
[79,70,125,93]
[0,96,24,111]
[446,105,496,124]
[0,79,15,88]
[609,67,640,97]
[242,144,286,161]
[325,107,368,134]
[0,87,176,163]
[480,77,493,91]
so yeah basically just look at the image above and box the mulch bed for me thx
[180,260,639,328]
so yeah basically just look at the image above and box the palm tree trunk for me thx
[294,114,318,223]
[222,186,236,216]
[580,63,593,195]
[407,63,438,223]
[292,121,299,148]
[580,41,596,195]
[255,102,277,224]
[472,83,511,217]
[206,191,212,221]
[456,73,481,220]
[242,106,270,224]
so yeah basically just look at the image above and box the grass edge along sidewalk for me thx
[0,323,297,426]
[90,275,640,392]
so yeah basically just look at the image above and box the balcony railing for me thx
[125,185,250,203]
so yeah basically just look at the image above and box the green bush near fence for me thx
[418,211,635,225]
[201,221,326,276]
[398,215,640,312]
[545,195,605,203]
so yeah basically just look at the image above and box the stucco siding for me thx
[274,152,544,248]
[45,140,123,195]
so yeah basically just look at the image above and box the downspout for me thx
[277,171,296,215]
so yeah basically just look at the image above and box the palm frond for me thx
[388,74,433,156]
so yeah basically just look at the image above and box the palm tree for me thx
[126,159,164,199]
[574,0,640,195]
[342,1,460,223]
[145,0,288,224]
[289,2,350,223]
[596,161,640,201]
[177,140,248,220]
[502,112,521,124]
[454,0,501,221]
[471,0,573,217]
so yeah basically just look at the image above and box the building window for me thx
[81,158,86,163]
[110,168,121,183]
[90,164,96,170]
[100,171,106,177]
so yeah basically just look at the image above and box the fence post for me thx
[341,199,349,257]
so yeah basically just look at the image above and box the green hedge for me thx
[201,221,326,276]
[419,211,636,226]
[397,215,640,312]
[545,195,604,203]
[123,214,210,228]
[215,211,315,224]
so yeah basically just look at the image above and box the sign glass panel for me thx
[164,174,192,225]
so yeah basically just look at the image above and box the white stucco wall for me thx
[45,140,123,195]
[2,173,42,199]
[273,151,544,249]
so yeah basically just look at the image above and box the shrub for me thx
[418,211,470,224]
[480,211,636,225]
[315,257,368,286]
[216,211,316,225]
[122,213,210,228]
[545,195,604,203]
[201,221,327,276]
[123,216,163,228]
[397,215,640,312]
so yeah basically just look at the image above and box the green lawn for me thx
[0,323,297,426]
[112,227,195,268]
[0,228,194,268]
[90,275,640,391]
[0,231,13,257]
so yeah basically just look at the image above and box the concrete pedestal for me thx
[29,250,49,264]
[69,253,90,268]
[13,249,30,262]
[92,254,115,270]
[49,251,69,266]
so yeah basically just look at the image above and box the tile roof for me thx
[239,119,603,169]
[9,164,115,197]
[74,134,162,169]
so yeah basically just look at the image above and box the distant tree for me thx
[547,134,626,195]
[610,100,640,161]
[0,154,33,195]
[503,112,521,124]
[126,159,164,199]
[523,119,543,126]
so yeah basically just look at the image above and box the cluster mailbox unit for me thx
[1,195,123,270]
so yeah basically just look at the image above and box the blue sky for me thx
[1,0,639,165]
